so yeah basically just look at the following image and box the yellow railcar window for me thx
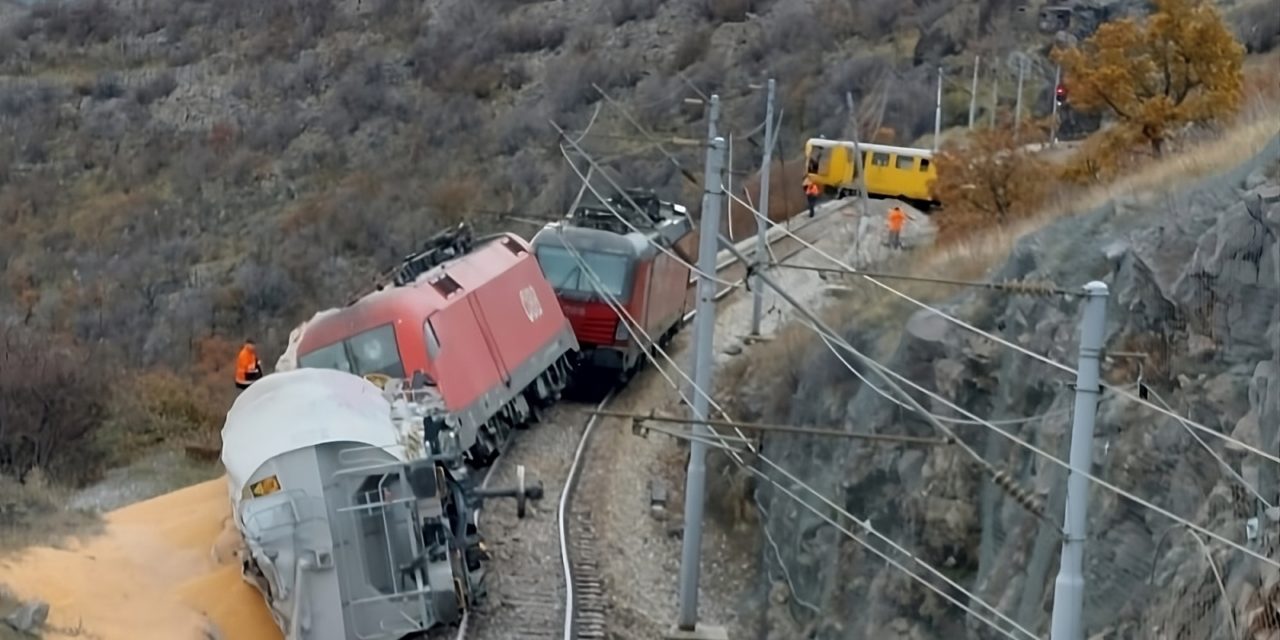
[871,153,890,167]
[895,155,916,170]
[920,158,931,172]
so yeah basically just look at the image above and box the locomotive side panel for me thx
[624,256,653,360]
[647,248,690,339]
[461,238,578,381]
[425,301,505,420]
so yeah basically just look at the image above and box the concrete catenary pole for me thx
[750,79,776,337]
[675,134,726,634]
[933,65,943,151]
[846,91,871,265]
[1049,281,1110,640]
[688,95,720,398]
[1014,57,1026,137]
[968,56,981,129]
[990,66,999,127]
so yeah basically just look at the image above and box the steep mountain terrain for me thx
[740,126,1280,638]
[0,0,1079,492]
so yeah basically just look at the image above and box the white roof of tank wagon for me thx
[221,368,406,511]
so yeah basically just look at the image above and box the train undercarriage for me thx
[465,351,575,467]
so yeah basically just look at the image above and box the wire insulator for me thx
[991,468,1045,517]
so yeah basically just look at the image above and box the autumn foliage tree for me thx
[1053,0,1245,154]
[930,126,1051,244]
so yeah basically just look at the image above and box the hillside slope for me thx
[0,0,1071,371]
[740,123,1280,638]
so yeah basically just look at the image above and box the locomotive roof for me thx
[806,138,935,158]
[531,221,660,259]
[531,191,692,259]
[297,232,532,353]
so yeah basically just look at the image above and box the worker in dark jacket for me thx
[235,340,263,390]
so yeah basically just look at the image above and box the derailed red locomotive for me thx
[289,224,578,464]
[531,190,695,382]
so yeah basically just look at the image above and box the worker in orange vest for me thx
[803,178,821,218]
[886,205,911,250]
[235,339,263,390]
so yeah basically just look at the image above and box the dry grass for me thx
[1055,110,1280,218]
[0,474,100,554]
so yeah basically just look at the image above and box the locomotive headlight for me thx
[615,321,630,341]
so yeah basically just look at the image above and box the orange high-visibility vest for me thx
[235,346,261,384]
[887,208,906,232]
[804,181,820,196]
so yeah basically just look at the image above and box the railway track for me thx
[453,207,837,640]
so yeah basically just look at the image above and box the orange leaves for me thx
[930,128,1051,245]
[1053,0,1245,153]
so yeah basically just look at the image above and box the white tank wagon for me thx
[221,368,542,639]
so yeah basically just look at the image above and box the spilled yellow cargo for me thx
[0,479,280,640]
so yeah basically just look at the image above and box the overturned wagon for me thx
[221,368,539,640]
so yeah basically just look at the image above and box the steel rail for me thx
[558,392,615,640]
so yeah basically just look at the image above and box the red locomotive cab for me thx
[292,224,578,464]
[531,191,694,382]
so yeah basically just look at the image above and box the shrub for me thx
[930,125,1051,244]
[545,52,642,112]
[0,472,58,529]
[0,325,110,486]
[604,0,661,26]
[671,26,712,71]
[34,0,122,47]
[849,0,899,37]
[705,0,751,22]
[765,2,825,54]
[246,113,303,153]
[92,72,125,100]
[495,17,566,53]
[133,71,178,106]
[100,369,227,463]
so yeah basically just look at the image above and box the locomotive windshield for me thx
[535,246,630,298]
[298,323,406,379]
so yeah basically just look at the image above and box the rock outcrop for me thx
[754,134,1280,639]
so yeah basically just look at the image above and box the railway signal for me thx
[1052,65,1065,145]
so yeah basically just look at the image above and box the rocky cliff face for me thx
[753,134,1280,639]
